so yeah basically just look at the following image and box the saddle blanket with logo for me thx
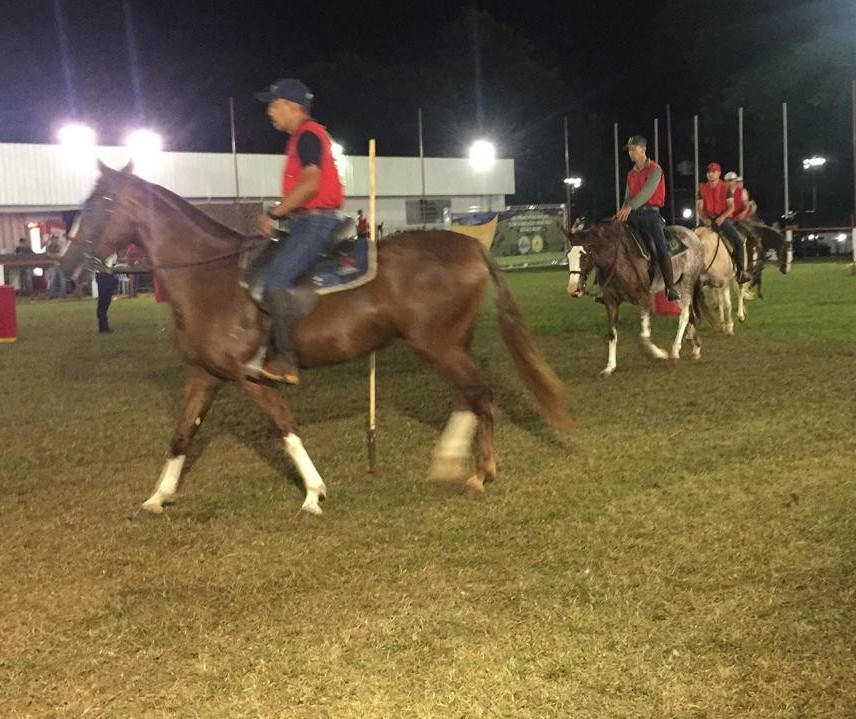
[626,224,689,260]
[241,229,377,305]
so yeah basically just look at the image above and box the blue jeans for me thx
[45,265,67,299]
[263,212,340,290]
[627,206,667,259]
[716,219,745,272]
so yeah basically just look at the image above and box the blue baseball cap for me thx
[255,78,314,109]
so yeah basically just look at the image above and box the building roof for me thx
[0,143,515,211]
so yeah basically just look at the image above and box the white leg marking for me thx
[737,280,746,322]
[429,410,477,480]
[142,455,186,513]
[670,305,691,359]
[640,310,652,340]
[284,433,327,515]
[640,309,668,359]
[601,331,618,376]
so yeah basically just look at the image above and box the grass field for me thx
[1,261,854,718]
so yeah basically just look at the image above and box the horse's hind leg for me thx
[240,379,327,516]
[426,348,495,495]
[142,367,223,513]
[640,303,668,361]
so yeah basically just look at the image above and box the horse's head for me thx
[565,219,600,297]
[62,160,139,280]
[757,224,792,275]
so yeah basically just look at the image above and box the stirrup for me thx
[665,286,681,302]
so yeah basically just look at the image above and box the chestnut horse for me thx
[62,163,568,515]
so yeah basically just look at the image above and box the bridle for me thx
[76,184,248,274]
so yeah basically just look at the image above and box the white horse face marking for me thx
[567,246,584,296]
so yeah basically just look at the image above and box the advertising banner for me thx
[453,204,567,267]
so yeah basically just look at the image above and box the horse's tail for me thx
[691,276,715,327]
[483,251,571,431]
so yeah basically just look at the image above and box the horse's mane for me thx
[111,170,246,242]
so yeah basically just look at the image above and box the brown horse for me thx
[61,162,569,514]
[566,220,710,376]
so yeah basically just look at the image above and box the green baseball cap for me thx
[623,135,647,149]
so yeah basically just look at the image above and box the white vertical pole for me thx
[783,102,790,218]
[613,123,620,212]
[738,106,744,179]
[851,80,856,263]
[693,114,700,226]
[368,139,377,471]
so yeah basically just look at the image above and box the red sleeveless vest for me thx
[281,120,344,209]
[626,159,665,207]
[699,181,729,217]
[731,184,745,218]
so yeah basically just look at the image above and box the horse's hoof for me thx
[141,499,164,514]
[463,475,485,496]
[299,502,324,517]
[599,367,615,377]
[428,456,468,483]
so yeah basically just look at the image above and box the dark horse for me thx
[736,220,792,299]
[62,163,569,515]
[566,220,710,376]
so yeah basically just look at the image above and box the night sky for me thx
[1,0,853,219]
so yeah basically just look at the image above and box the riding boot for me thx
[657,253,681,302]
[733,241,751,284]
[245,288,301,384]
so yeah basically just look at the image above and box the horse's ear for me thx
[121,160,135,174]
[97,159,109,174]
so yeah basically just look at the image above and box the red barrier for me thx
[0,285,17,342]
[653,290,681,316]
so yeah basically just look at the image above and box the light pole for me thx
[802,155,827,213]
[563,176,582,225]
[468,139,495,211]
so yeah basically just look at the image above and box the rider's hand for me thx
[616,205,632,222]
[258,214,278,237]
[714,215,725,226]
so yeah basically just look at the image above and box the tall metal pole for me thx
[738,106,744,179]
[783,102,793,254]
[666,104,676,224]
[367,139,377,471]
[418,107,426,199]
[613,123,620,212]
[850,80,855,262]
[693,114,700,226]
[563,116,572,230]
[653,117,659,164]
[229,97,241,225]
[783,102,789,217]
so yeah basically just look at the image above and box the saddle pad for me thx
[241,233,377,304]
[311,235,377,295]
[625,224,689,259]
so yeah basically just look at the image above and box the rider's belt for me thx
[290,208,339,217]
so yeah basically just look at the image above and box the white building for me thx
[0,143,514,251]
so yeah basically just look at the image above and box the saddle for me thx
[625,223,688,260]
[239,216,377,318]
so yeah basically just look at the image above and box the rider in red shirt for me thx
[247,78,344,384]
[356,209,369,239]
[616,135,680,301]
[697,163,750,284]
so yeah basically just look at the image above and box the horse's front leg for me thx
[241,379,327,516]
[143,366,223,513]
[601,300,620,376]
[723,284,735,335]
[669,302,692,359]
[640,300,668,360]
[736,279,746,323]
